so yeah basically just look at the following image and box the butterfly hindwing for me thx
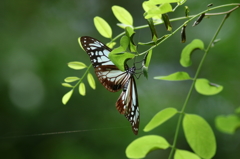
[80,36,140,135]
[116,77,139,135]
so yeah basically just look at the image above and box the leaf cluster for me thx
[60,0,240,158]
[62,61,96,105]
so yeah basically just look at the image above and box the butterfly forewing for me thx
[80,36,129,92]
[80,36,140,135]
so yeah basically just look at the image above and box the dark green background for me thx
[1,0,240,158]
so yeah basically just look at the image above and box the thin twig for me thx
[168,11,232,159]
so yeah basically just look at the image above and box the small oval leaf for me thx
[112,5,133,26]
[94,16,112,38]
[144,107,178,132]
[109,49,135,72]
[183,114,216,159]
[215,115,240,134]
[64,76,80,83]
[79,82,86,96]
[154,72,192,81]
[144,3,173,19]
[106,42,116,49]
[126,135,170,158]
[62,89,73,105]
[142,66,148,79]
[195,78,223,95]
[120,35,130,51]
[144,49,152,68]
[87,73,96,90]
[147,18,158,40]
[62,83,73,88]
[142,50,153,79]
[180,39,204,67]
[68,61,87,70]
[162,14,172,31]
[125,26,135,38]
[175,149,201,159]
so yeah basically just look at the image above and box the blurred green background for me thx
[1,0,240,158]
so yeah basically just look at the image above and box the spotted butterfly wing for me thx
[80,36,130,92]
[80,36,140,135]
[116,74,139,134]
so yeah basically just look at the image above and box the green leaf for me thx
[142,1,154,12]
[68,61,87,70]
[120,35,130,51]
[129,43,137,53]
[195,78,223,95]
[109,48,135,71]
[174,149,201,159]
[142,66,149,79]
[94,16,112,38]
[154,72,192,81]
[215,115,240,134]
[148,0,182,4]
[142,50,153,79]
[142,50,152,77]
[124,27,137,52]
[144,107,178,132]
[183,114,216,159]
[144,50,152,68]
[110,46,125,54]
[64,76,80,83]
[87,73,96,90]
[106,42,116,49]
[144,3,173,19]
[147,18,158,40]
[62,89,73,105]
[235,107,240,114]
[125,26,135,38]
[79,82,86,96]
[112,5,133,26]
[62,83,73,88]
[162,14,172,31]
[142,2,162,19]
[126,135,170,158]
[143,0,184,20]
[144,7,161,19]
[180,39,204,67]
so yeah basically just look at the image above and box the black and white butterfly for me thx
[80,36,140,135]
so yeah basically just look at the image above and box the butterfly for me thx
[80,36,140,135]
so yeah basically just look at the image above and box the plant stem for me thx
[168,12,230,159]
[109,3,239,47]
[138,3,239,56]
[73,64,92,89]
